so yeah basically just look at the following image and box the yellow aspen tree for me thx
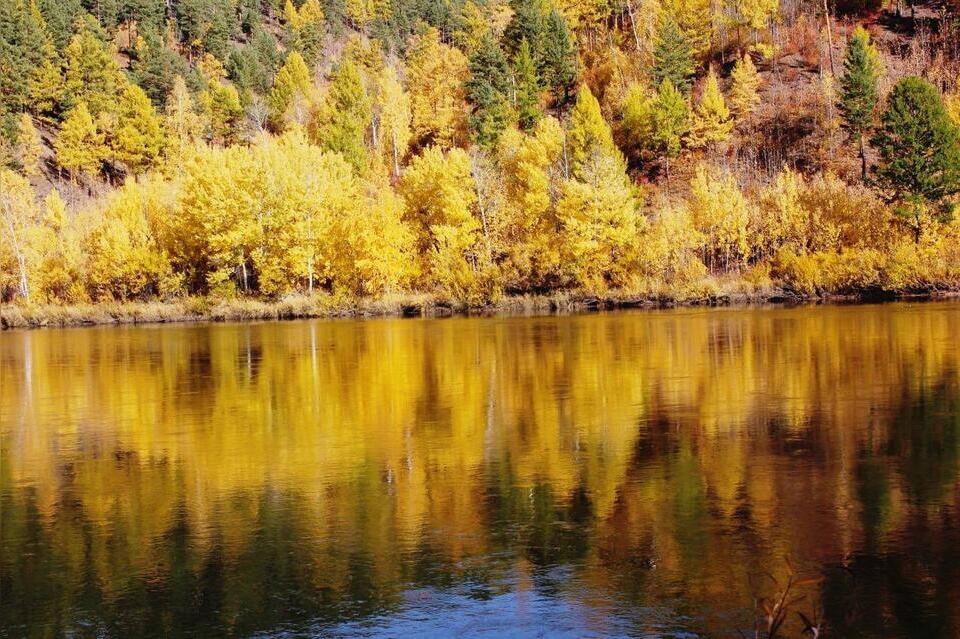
[111,82,165,175]
[729,53,761,117]
[399,146,481,299]
[556,150,641,291]
[83,179,178,300]
[496,117,566,288]
[405,28,470,151]
[688,163,752,272]
[16,113,44,177]
[55,101,107,181]
[732,0,779,31]
[0,169,39,301]
[375,65,412,179]
[163,76,206,169]
[688,66,733,148]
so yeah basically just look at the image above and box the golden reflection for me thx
[2,303,960,637]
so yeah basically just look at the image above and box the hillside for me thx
[1,0,960,314]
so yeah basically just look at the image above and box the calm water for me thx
[2,303,960,638]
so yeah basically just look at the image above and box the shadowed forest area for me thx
[1,0,960,314]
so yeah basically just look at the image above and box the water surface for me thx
[3,303,960,637]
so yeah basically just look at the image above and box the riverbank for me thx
[3,285,958,330]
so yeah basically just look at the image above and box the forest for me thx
[1,0,960,314]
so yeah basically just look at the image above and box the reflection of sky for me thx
[309,583,688,639]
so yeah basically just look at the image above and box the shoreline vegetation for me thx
[3,0,960,338]
[3,287,958,330]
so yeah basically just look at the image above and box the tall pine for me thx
[466,35,513,147]
[652,15,695,96]
[871,77,960,240]
[838,26,881,180]
[542,9,577,108]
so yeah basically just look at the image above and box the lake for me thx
[2,303,960,638]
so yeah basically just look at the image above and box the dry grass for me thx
[4,284,956,331]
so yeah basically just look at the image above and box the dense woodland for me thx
[1,0,960,306]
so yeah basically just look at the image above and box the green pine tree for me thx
[503,0,546,59]
[871,76,960,241]
[652,15,695,96]
[513,39,542,131]
[838,26,881,180]
[311,58,372,171]
[542,9,577,108]
[651,79,690,173]
[466,34,514,147]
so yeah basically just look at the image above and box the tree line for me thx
[1,0,960,305]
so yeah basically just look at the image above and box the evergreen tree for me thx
[504,0,546,59]
[131,40,192,108]
[567,86,626,179]
[688,66,732,149]
[871,76,960,240]
[729,52,761,117]
[55,101,106,180]
[651,79,690,167]
[514,39,542,131]
[111,82,165,175]
[268,51,313,130]
[466,34,514,147]
[28,53,64,124]
[0,0,49,115]
[652,15,695,96]
[542,9,577,108]
[202,82,244,146]
[63,22,122,116]
[838,26,881,180]
[311,58,372,171]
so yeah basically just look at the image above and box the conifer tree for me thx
[111,82,165,175]
[288,0,325,67]
[311,59,372,171]
[838,26,881,180]
[0,0,49,114]
[542,9,578,107]
[688,67,732,149]
[55,101,106,180]
[202,83,244,146]
[514,39,542,131]
[651,79,690,167]
[567,86,626,179]
[62,23,122,116]
[871,76,960,240]
[16,113,43,177]
[28,54,65,123]
[268,51,313,130]
[504,0,547,59]
[729,52,761,117]
[659,0,712,59]
[466,35,514,147]
[652,15,695,96]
